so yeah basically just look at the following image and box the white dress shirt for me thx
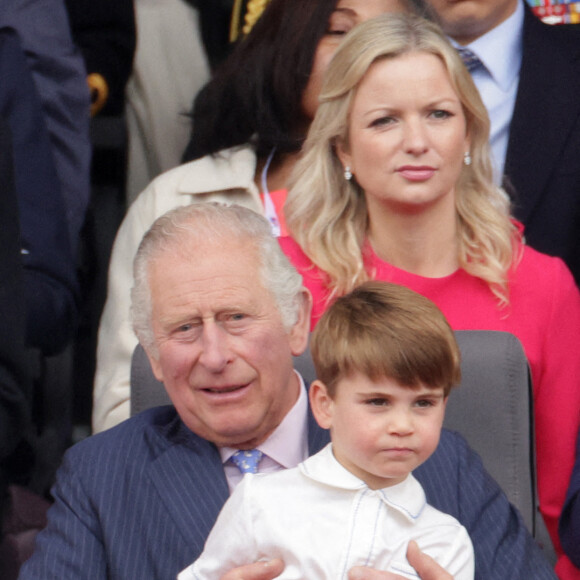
[452,0,524,184]
[181,444,474,580]
[220,371,309,492]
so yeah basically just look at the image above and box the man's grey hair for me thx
[131,203,305,354]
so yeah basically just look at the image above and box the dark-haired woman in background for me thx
[93,0,432,433]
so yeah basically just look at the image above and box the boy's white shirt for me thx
[178,443,474,580]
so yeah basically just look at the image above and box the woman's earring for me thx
[344,166,353,181]
[463,151,472,166]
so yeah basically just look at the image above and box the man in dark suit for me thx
[19,204,556,580]
[505,4,580,285]
[0,118,32,522]
[2,0,91,254]
[0,27,78,357]
[426,0,580,285]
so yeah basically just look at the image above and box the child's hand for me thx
[219,559,285,580]
[348,541,454,580]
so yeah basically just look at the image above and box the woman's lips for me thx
[397,165,436,182]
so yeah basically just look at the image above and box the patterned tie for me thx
[456,47,483,73]
[230,449,263,474]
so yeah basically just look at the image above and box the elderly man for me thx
[20,204,555,580]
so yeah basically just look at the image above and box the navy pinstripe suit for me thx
[19,405,556,579]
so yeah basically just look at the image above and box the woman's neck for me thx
[367,202,459,278]
[254,149,302,193]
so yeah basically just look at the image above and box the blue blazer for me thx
[19,406,557,580]
[505,5,580,284]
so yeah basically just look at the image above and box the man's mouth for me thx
[203,384,247,394]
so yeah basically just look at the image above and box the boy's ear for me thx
[309,380,334,430]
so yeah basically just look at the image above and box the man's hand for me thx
[220,559,284,580]
[348,541,453,580]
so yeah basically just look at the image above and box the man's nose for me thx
[198,323,232,372]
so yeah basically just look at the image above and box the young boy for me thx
[178,282,474,580]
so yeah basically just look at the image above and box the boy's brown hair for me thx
[310,282,461,397]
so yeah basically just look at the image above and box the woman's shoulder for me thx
[517,243,574,283]
[512,242,579,305]
[146,145,258,197]
[123,145,261,227]
[278,236,312,267]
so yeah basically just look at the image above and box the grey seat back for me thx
[130,330,541,544]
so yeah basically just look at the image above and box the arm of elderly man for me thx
[220,542,451,580]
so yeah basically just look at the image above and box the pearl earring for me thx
[344,166,353,181]
[464,151,472,166]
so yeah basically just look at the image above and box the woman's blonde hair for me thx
[285,13,519,306]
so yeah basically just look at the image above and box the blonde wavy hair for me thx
[285,13,520,306]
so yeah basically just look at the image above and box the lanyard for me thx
[261,148,281,237]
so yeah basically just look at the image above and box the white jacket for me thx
[93,146,262,432]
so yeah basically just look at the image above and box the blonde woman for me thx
[281,13,580,573]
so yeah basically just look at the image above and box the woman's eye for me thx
[370,116,394,128]
[326,13,353,36]
[430,109,452,120]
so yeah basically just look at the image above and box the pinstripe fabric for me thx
[19,406,555,580]
[560,429,580,567]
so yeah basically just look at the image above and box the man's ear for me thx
[289,288,312,357]
[309,380,334,430]
[144,346,164,383]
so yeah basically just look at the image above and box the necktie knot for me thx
[231,449,263,474]
[456,47,483,73]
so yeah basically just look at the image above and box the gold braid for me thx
[230,0,271,42]
[243,0,271,35]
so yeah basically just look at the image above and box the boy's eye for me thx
[415,399,436,408]
[365,398,389,407]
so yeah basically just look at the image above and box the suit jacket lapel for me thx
[147,420,230,553]
[145,389,330,553]
[505,6,580,222]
